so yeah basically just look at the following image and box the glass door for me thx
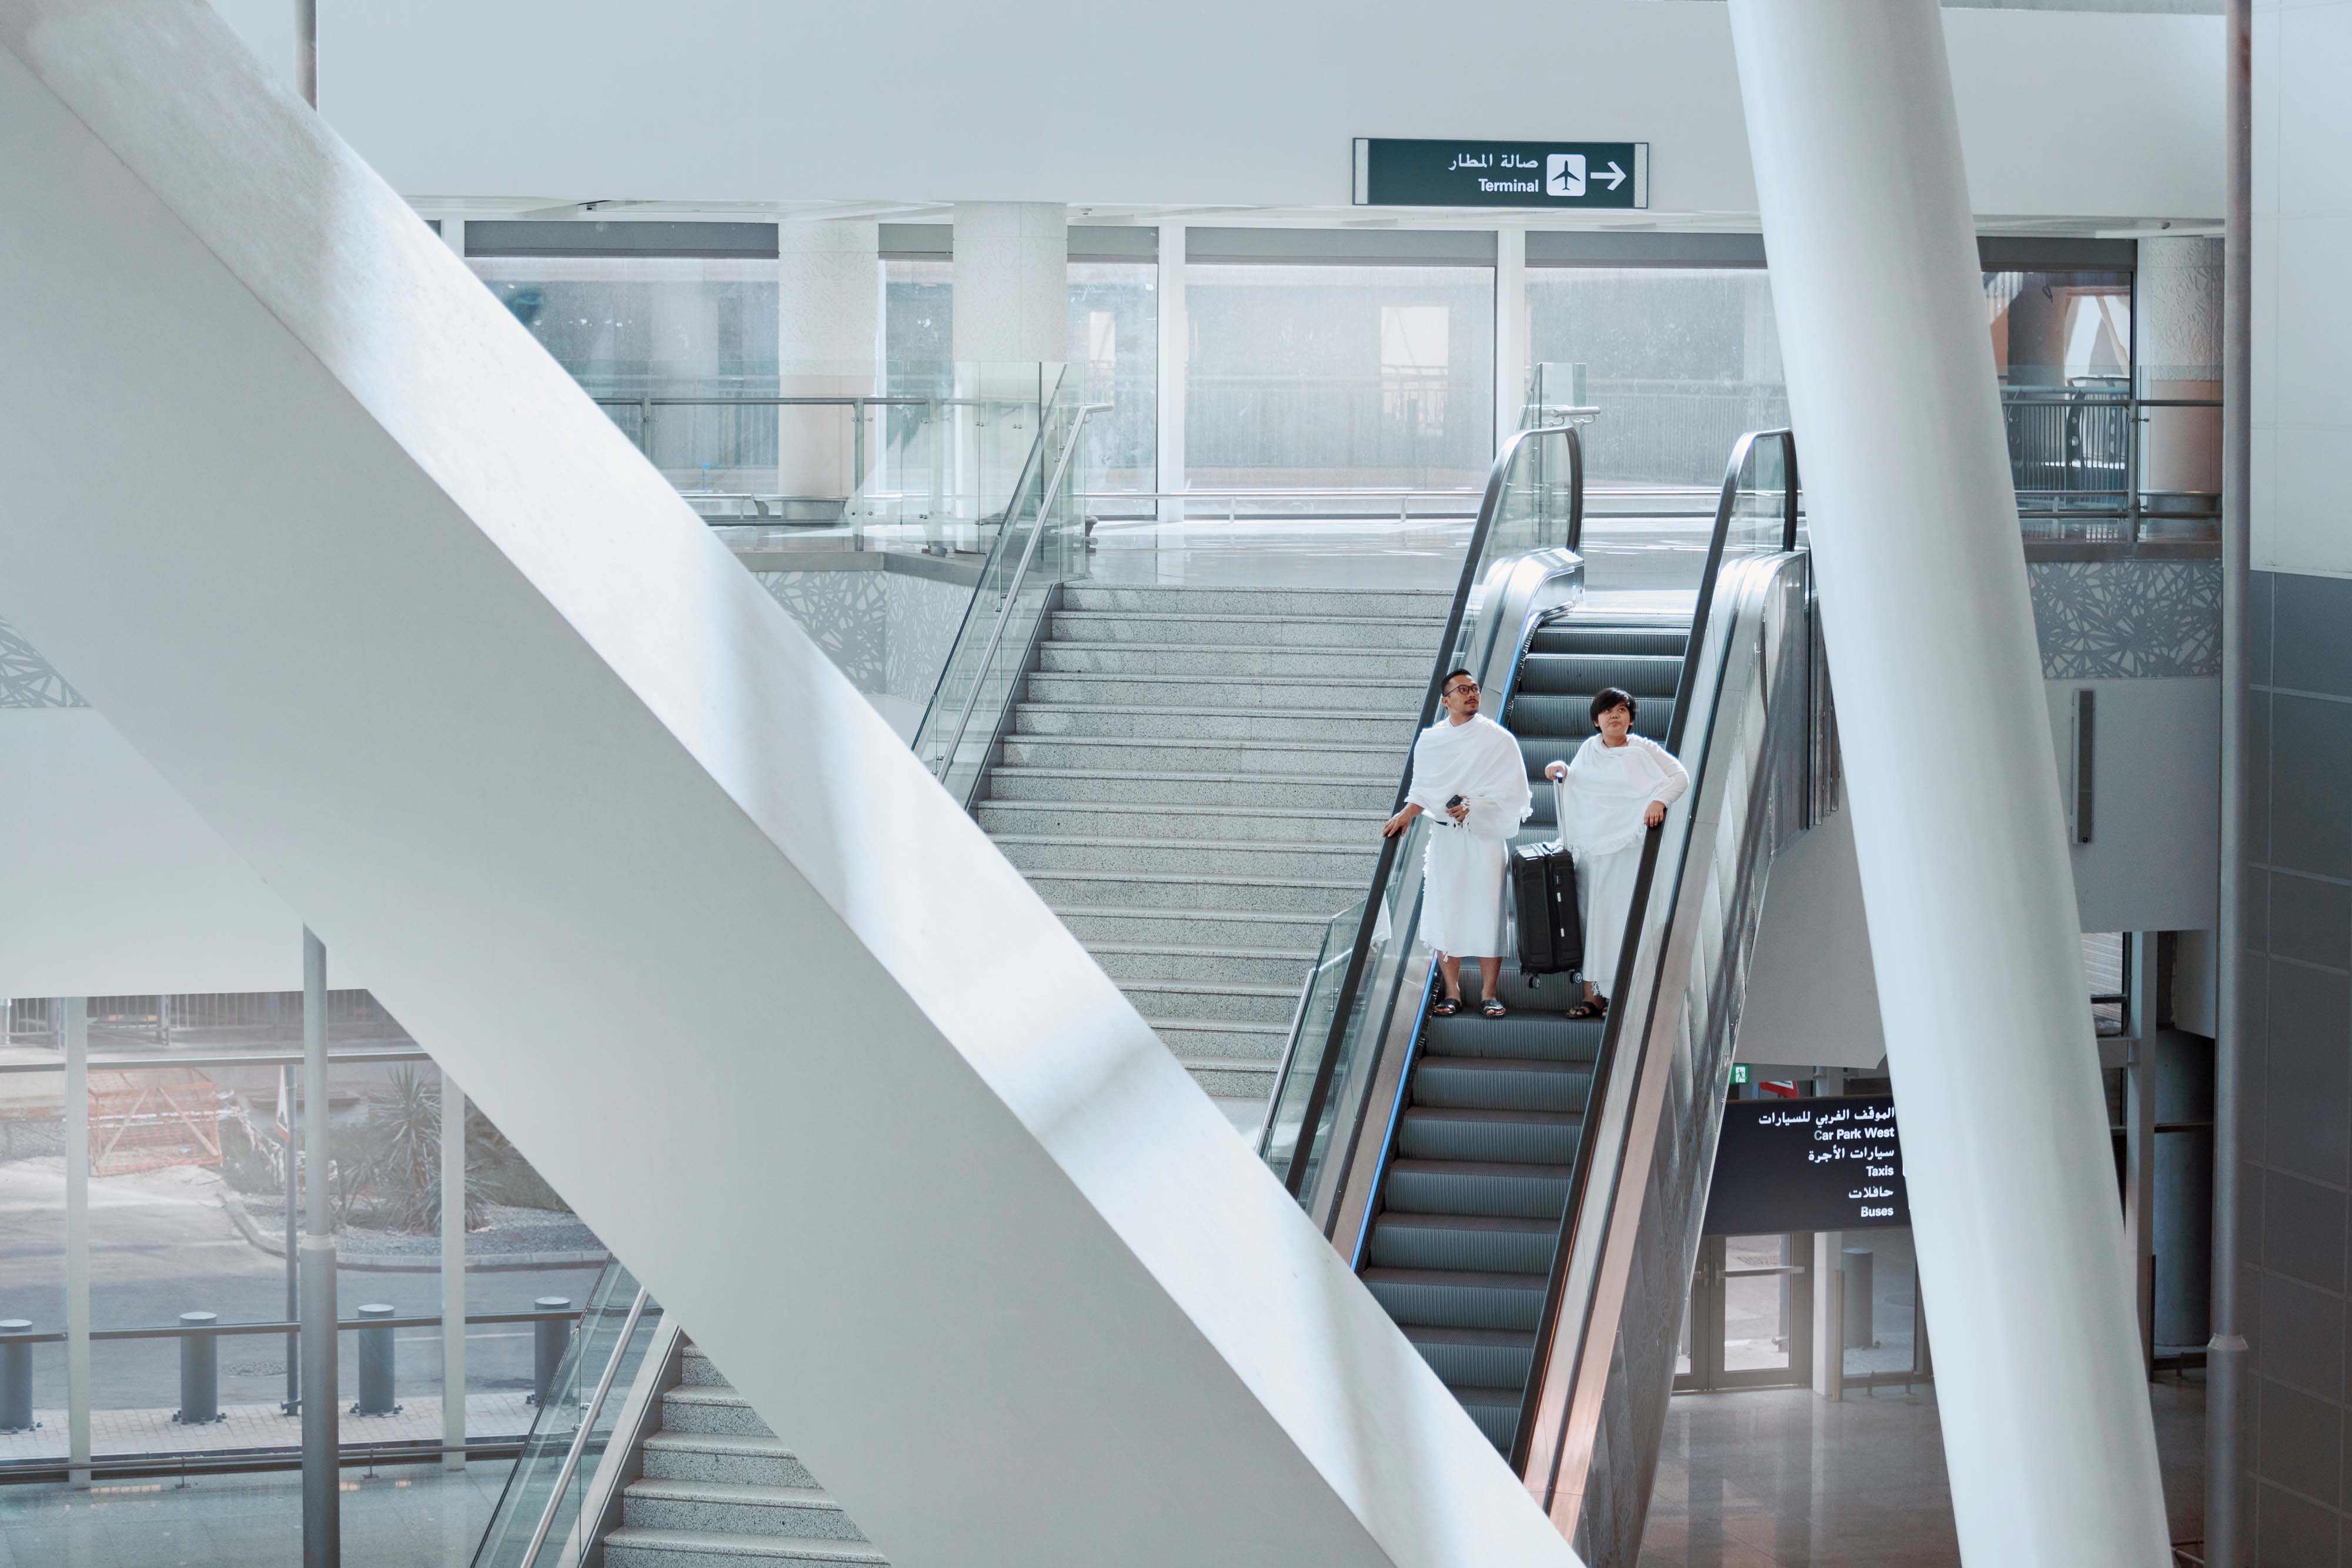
[1675,1232,1813,1391]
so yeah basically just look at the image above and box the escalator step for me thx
[1382,1158,1573,1218]
[1422,1012,1602,1061]
[1507,697,1675,745]
[1362,1266,1549,1332]
[1515,653,1683,697]
[1411,1058,1593,1114]
[1404,1327,1539,1393]
[1371,1213,1558,1275]
[1399,1106,1582,1165]
[1527,624,1687,658]
[1453,1388,1524,1453]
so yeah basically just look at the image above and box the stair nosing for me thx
[627,1480,842,1510]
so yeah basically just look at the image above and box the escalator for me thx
[1261,427,1830,1566]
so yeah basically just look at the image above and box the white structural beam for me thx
[0,8,1575,1567]
[1725,3,2170,1563]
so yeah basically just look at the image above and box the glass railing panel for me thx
[471,1264,659,1568]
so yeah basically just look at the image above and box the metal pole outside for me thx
[295,0,316,108]
[283,1060,300,1415]
[2207,0,2253,1560]
[300,930,339,1566]
[62,999,89,1489]
[440,1071,466,1471]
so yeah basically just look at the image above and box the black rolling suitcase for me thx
[1511,840,1582,985]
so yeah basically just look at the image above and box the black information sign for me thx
[1703,1095,1909,1236]
[1353,138,1649,210]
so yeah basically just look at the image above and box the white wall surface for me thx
[1738,808,1887,1069]
[2042,677,2221,932]
[299,1,2219,220]
[0,8,1578,1567]
[2251,0,2352,577]
[0,709,308,996]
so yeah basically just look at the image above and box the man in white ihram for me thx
[1382,668,1533,1018]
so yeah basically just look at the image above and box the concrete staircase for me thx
[977,582,1451,1129]
[603,1342,888,1568]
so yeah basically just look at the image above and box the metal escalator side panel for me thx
[1517,554,1816,1562]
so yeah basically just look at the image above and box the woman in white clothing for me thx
[1542,686,1690,1018]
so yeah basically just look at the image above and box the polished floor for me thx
[0,1460,510,1567]
[1640,1376,2207,1567]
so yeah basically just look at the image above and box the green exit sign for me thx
[1731,1065,1749,1085]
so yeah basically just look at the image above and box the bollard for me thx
[0,1320,32,1432]
[355,1303,400,1415]
[530,1298,571,1406]
[175,1312,222,1423]
[1841,1247,1876,1349]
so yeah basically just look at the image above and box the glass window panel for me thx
[462,1095,603,1445]
[1986,270,2133,389]
[1720,1233,1798,1374]
[1524,266,1786,495]
[1067,261,1157,506]
[1187,262,1496,495]
[0,1059,67,1465]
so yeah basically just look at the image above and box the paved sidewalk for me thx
[0,1391,535,1463]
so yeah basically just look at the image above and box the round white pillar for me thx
[950,202,1068,366]
[1725,4,2172,1563]
[777,220,880,504]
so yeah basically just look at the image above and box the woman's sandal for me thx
[1565,995,1609,1019]
[1481,998,1508,1019]
[1432,997,1463,1017]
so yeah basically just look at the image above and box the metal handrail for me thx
[1509,428,1799,1479]
[0,1306,583,1346]
[516,1285,650,1568]
[1265,422,1585,1203]
[931,403,1110,796]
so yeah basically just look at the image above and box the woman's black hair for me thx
[1589,686,1637,725]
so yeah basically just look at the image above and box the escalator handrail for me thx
[1269,424,1585,1201]
[933,401,1110,807]
[1507,428,1800,1475]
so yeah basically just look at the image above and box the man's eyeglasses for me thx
[1444,681,1479,697]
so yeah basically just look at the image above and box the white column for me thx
[777,220,881,504]
[1725,4,2171,1563]
[1156,222,1187,529]
[440,1069,466,1471]
[950,202,1067,366]
[61,997,88,1489]
[1493,226,1526,449]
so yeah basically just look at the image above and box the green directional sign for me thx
[1354,138,1649,211]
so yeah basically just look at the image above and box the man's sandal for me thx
[1432,997,1463,1017]
[1565,997,1609,1019]
[1481,998,1508,1019]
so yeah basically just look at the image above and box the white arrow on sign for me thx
[1597,161,1626,191]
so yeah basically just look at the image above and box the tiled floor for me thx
[0,1393,532,1463]
[0,1459,512,1567]
[1640,1377,2207,1566]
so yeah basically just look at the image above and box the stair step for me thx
[642,1434,817,1489]
[677,1348,729,1388]
[990,835,1377,882]
[984,767,1395,812]
[1147,1017,1290,1063]
[1054,905,1333,948]
[1038,643,1432,680]
[1118,977,1298,1025]
[1382,1158,1575,1219]
[1013,703,1418,744]
[1422,1011,1605,1062]
[1047,609,1446,649]
[660,1387,775,1439]
[624,1481,864,1542]
[1362,1266,1551,1332]
[1094,942,1318,986]
[603,1527,888,1567]
[1024,671,1422,711]
[1370,1212,1560,1275]
[1060,584,1454,620]
[1023,869,1361,914]
[977,799,1383,845]
[1174,1057,1279,1101]
[999,734,1404,777]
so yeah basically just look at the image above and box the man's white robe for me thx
[1549,732,1690,994]
[1406,713,1532,958]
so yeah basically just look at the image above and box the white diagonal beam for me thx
[0,5,1577,1566]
